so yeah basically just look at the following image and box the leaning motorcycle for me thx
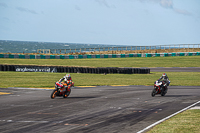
[51,81,71,99]
[151,80,170,97]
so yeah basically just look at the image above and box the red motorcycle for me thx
[151,80,168,97]
[51,82,71,99]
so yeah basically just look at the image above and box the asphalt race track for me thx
[0,85,200,133]
[147,67,200,72]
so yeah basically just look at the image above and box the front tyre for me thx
[151,89,156,97]
[161,91,166,96]
[161,87,167,96]
[51,90,57,99]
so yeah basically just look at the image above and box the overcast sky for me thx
[0,0,200,45]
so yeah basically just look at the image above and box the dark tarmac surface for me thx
[149,67,200,72]
[0,86,200,133]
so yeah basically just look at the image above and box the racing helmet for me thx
[66,74,71,80]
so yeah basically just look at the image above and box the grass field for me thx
[0,71,199,88]
[147,109,200,133]
[0,56,200,67]
[0,56,200,88]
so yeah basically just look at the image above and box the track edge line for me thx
[137,100,200,133]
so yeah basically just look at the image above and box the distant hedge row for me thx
[0,64,150,74]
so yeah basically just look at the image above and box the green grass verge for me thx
[147,109,200,133]
[0,71,199,88]
[0,56,200,67]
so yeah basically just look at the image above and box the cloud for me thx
[2,17,10,21]
[159,0,173,9]
[95,0,115,8]
[75,5,81,11]
[173,8,192,16]
[0,2,8,8]
[16,7,38,14]
[159,0,192,16]
[138,0,173,8]
[138,0,192,16]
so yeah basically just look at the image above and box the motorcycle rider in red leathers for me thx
[59,74,74,92]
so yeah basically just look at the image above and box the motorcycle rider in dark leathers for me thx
[158,73,170,92]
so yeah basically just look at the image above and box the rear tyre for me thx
[63,89,71,98]
[51,90,57,99]
[151,89,156,97]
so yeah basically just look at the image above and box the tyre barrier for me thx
[0,64,150,74]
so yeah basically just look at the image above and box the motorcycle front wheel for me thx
[51,90,57,99]
[151,89,156,97]
[161,87,166,96]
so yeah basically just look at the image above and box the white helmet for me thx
[66,74,71,80]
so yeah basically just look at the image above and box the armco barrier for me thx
[0,64,150,74]
[0,52,199,59]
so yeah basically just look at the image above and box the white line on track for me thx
[137,100,200,133]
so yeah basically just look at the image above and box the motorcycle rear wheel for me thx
[51,90,57,99]
[63,90,71,98]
